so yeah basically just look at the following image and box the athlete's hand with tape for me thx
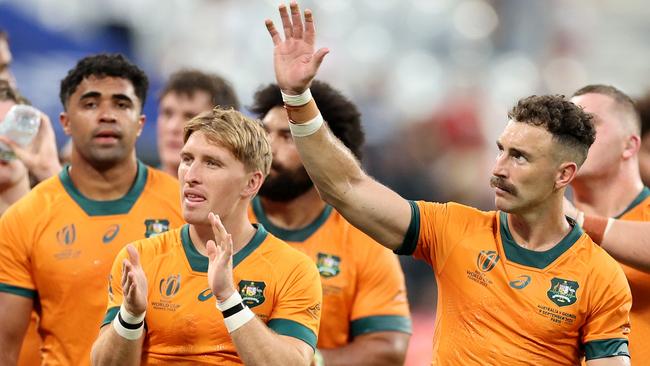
[207,212,237,302]
[121,244,149,317]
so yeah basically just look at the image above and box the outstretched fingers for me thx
[303,9,315,44]
[290,2,303,39]
[279,3,293,40]
[266,19,282,45]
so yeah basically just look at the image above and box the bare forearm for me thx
[288,100,411,250]
[289,100,365,206]
[91,327,142,366]
[319,332,409,366]
[601,220,650,273]
[230,317,310,366]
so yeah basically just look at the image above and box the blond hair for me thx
[184,107,272,175]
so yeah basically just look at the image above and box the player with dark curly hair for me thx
[264,3,632,365]
[249,81,411,366]
[0,54,184,365]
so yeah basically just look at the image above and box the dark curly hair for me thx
[508,95,595,166]
[59,53,148,111]
[249,80,365,160]
[160,69,240,110]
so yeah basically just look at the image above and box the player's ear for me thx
[242,171,264,198]
[555,161,577,190]
[622,134,641,160]
[59,112,72,136]
[135,114,146,137]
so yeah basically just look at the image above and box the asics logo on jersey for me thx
[159,274,182,300]
[197,288,213,302]
[509,275,531,289]
[56,224,76,245]
[476,250,499,272]
[102,224,120,244]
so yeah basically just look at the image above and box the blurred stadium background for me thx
[3,0,650,363]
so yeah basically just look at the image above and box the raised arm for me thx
[586,217,650,273]
[91,245,147,366]
[265,2,412,250]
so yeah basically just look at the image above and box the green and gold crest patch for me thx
[144,219,170,238]
[316,252,341,278]
[547,277,579,307]
[238,280,266,308]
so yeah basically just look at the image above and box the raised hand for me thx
[265,1,329,95]
[121,245,148,316]
[206,212,236,302]
[0,112,62,182]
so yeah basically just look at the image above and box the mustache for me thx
[490,176,517,195]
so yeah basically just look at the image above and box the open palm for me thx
[266,2,329,95]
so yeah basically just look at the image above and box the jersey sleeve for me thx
[395,200,489,274]
[268,254,323,351]
[349,230,411,338]
[582,256,632,361]
[0,203,37,298]
[100,246,131,327]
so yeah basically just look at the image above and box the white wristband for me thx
[223,306,256,333]
[281,88,312,107]
[120,304,146,324]
[289,114,324,137]
[216,291,243,311]
[112,305,145,340]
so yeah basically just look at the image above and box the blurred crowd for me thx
[3,1,650,364]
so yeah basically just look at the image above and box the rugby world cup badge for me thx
[476,250,500,272]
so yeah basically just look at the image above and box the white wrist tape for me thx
[120,304,146,324]
[281,88,312,107]
[223,306,255,333]
[289,114,324,137]
[112,305,145,340]
[215,291,255,333]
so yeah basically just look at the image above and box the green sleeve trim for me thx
[101,306,120,327]
[394,201,420,256]
[268,318,318,351]
[0,283,37,299]
[584,338,630,360]
[350,315,412,337]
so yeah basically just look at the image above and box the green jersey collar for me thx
[252,196,332,242]
[615,186,650,219]
[499,212,582,270]
[181,223,268,272]
[59,160,148,216]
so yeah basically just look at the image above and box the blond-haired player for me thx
[91,107,322,365]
